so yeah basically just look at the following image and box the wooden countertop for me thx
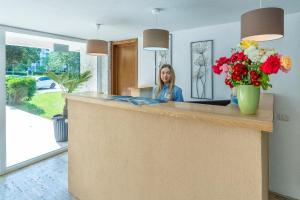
[66,92,273,132]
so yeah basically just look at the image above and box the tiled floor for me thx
[0,153,75,200]
[0,153,294,200]
[6,106,67,167]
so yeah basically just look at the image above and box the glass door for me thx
[0,31,98,172]
[0,29,6,175]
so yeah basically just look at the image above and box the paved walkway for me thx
[6,106,67,167]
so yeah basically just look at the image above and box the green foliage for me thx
[36,65,47,74]
[6,45,42,76]
[6,76,36,104]
[46,71,92,93]
[22,47,42,65]
[6,45,80,77]
[13,92,64,119]
[5,71,28,76]
[260,73,272,90]
[6,45,23,66]
[14,63,28,73]
[6,45,41,66]
[47,51,80,73]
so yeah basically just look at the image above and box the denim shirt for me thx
[153,85,184,102]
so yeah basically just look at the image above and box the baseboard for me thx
[0,147,68,176]
[270,191,299,200]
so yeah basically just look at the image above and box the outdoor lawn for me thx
[13,92,64,119]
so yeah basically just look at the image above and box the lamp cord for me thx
[155,14,158,27]
[96,24,101,36]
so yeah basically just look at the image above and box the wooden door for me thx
[111,39,138,95]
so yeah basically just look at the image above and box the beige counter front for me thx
[67,92,273,200]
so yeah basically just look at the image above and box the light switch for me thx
[277,113,290,121]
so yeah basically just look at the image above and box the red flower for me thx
[232,63,244,72]
[237,52,248,62]
[225,79,233,88]
[230,52,248,63]
[253,81,261,86]
[212,64,222,74]
[260,55,281,74]
[250,70,258,77]
[230,52,239,63]
[216,57,229,65]
[241,68,248,76]
[232,73,242,81]
[250,70,259,81]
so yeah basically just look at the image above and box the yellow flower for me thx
[240,40,258,49]
[281,56,292,71]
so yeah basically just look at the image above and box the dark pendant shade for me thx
[241,7,284,41]
[86,39,108,56]
[143,29,169,51]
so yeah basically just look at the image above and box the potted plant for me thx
[212,40,292,114]
[46,71,92,141]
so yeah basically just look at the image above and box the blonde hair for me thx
[155,64,175,100]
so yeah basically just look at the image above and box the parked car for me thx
[36,76,56,89]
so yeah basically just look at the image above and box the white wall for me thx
[172,22,241,101]
[138,21,240,101]
[99,55,109,94]
[138,12,300,199]
[264,13,300,199]
[138,37,155,87]
[79,45,98,92]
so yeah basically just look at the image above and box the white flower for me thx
[244,45,260,62]
[260,48,277,63]
[260,55,268,63]
[266,49,277,56]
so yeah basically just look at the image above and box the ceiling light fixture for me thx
[241,0,284,41]
[86,24,108,56]
[143,8,169,51]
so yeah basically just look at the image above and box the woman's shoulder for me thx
[173,85,182,92]
[172,85,184,102]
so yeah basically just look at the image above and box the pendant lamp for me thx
[143,29,169,50]
[86,24,108,55]
[241,0,284,41]
[143,8,169,51]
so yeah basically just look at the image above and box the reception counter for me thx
[67,92,273,200]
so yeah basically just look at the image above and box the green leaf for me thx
[45,70,92,93]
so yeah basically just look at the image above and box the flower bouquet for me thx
[212,40,292,114]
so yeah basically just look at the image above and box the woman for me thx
[153,64,184,102]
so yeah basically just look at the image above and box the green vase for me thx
[237,85,260,115]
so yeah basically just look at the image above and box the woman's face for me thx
[160,67,172,84]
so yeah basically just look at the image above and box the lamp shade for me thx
[143,29,169,50]
[241,7,284,41]
[86,39,108,55]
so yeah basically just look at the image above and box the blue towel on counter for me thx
[109,96,167,106]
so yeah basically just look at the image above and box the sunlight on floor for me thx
[6,106,67,167]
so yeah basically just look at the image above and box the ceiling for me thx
[0,0,299,41]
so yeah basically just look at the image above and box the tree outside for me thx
[6,45,41,75]
[47,51,80,74]
[5,44,81,119]
[6,45,80,76]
